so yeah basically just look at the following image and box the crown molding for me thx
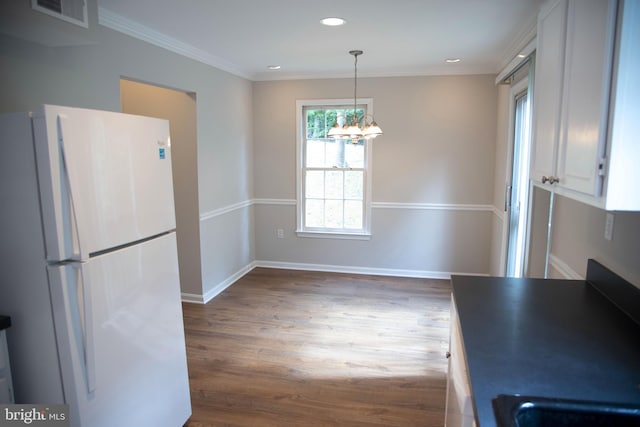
[496,12,538,74]
[98,6,253,80]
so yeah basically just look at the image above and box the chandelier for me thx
[328,50,383,142]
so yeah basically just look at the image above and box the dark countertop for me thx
[451,274,640,427]
[0,315,10,331]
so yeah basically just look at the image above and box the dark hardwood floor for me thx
[182,268,451,426]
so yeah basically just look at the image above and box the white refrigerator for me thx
[0,105,192,426]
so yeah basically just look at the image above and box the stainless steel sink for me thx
[492,394,640,427]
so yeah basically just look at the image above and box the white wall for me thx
[0,0,254,301]
[253,75,499,277]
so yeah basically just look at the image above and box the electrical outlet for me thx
[276,228,284,239]
[604,213,614,241]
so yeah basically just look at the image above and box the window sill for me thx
[295,230,372,240]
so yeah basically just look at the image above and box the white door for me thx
[505,81,532,278]
[48,232,191,427]
[33,105,176,262]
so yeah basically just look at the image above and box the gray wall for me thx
[490,84,511,276]
[544,195,640,286]
[120,79,203,296]
[253,75,499,276]
[0,0,254,301]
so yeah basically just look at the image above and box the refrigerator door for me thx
[48,232,191,427]
[33,105,176,262]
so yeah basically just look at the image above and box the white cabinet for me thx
[531,0,567,184]
[531,0,640,211]
[445,297,475,427]
[605,0,640,210]
[558,0,616,195]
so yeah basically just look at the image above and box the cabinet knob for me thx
[446,351,451,359]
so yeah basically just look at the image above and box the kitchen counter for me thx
[451,261,640,427]
[0,315,10,331]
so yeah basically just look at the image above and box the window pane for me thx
[344,141,364,168]
[301,104,370,234]
[325,171,343,199]
[328,139,347,168]
[306,171,324,198]
[344,200,363,229]
[344,171,363,199]
[306,139,326,167]
[325,200,343,228]
[305,199,324,227]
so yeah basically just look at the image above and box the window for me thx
[296,99,373,239]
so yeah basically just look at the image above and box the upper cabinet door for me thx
[557,0,617,196]
[531,0,567,182]
[531,0,640,210]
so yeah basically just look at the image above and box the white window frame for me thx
[296,98,373,240]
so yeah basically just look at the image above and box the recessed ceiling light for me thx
[445,58,461,63]
[321,17,346,26]
[267,65,281,70]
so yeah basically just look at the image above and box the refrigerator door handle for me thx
[57,115,87,261]
[78,266,97,394]
[49,264,96,396]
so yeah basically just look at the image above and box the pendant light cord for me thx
[353,52,358,124]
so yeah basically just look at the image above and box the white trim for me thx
[197,199,500,223]
[495,38,536,85]
[372,202,495,212]
[501,77,533,277]
[548,254,584,280]
[253,260,486,280]
[200,200,252,222]
[496,14,538,78]
[182,261,258,304]
[253,198,296,206]
[98,7,252,80]
[296,99,374,237]
[295,230,371,240]
[180,292,206,304]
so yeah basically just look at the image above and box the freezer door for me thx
[34,105,176,261]
[48,232,191,427]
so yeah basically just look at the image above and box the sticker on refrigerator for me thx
[159,148,166,159]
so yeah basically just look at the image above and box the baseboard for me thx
[181,261,258,304]
[548,254,584,280]
[182,260,487,304]
[181,292,206,304]
[253,260,481,280]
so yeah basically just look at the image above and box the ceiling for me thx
[96,0,544,81]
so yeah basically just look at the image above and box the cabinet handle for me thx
[446,351,451,359]
[542,176,560,184]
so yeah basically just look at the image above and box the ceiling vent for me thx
[32,0,88,28]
